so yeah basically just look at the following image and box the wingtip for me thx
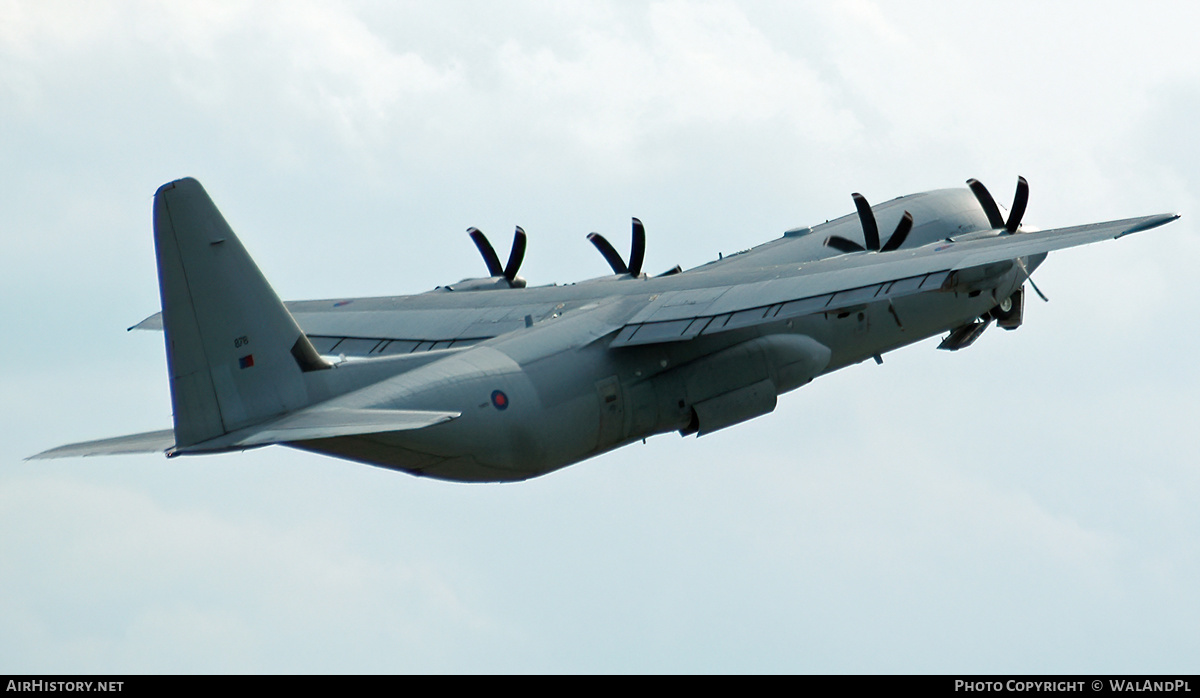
[1117,213,1182,238]
[26,445,61,461]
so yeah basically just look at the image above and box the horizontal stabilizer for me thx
[28,430,176,460]
[128,313,163,331]
[30,406,459,460]
[174,406,461,453]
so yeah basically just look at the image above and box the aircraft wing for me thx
[128,212,1178,353]
[129,298,581,355]
[610,213,1179,347]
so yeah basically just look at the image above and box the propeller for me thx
[468,226,527,287]
[824,193,913,253]
[967,176,1029,233]
[588,217,646,276]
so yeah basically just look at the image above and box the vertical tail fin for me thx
[154,178,328,447]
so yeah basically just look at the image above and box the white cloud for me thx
[0,476,494,672]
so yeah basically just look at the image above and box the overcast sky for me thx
[3,0,1198,673]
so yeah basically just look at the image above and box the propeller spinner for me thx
[468,226,527,287]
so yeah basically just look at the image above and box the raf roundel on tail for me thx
[30,177,1179,482]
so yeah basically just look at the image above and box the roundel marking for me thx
[491,390,509,411]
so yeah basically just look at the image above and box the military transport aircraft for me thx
[31,177,1178,482]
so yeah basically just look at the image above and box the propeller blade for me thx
[1027,276,1049,302]
[880,211,913,252]
[852,193,880,251]
[468,227,504,277]
[587,232,628,274]
[824,235,867,253]
[1016,258,1050,302]
[629,218,646,277]
[967,179,1006,229]
[504,226,527,280]
[1005,176,1029,233]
